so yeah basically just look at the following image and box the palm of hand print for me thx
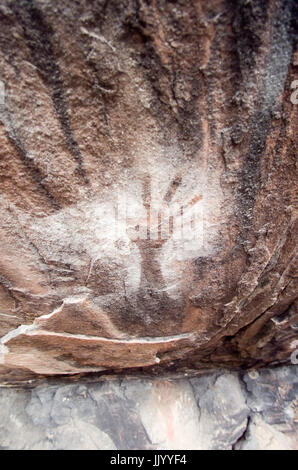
[128,174,202,292]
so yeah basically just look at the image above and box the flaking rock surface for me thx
[0,0,297,382]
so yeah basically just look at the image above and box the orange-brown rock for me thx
[0,0,297,383]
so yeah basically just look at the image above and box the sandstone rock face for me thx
[0,0,297,381]
[0,366,297,450]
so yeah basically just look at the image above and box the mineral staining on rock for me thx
[0,0,297,381]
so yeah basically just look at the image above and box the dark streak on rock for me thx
[1,110,60,210]
[234,0,295,235]
[232,0,269,76]
[122,0,203,156]
[11,0,89,184]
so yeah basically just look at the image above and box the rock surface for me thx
[0,0,297,381]
[0,366,297,450]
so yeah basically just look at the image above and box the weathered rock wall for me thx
[0,0,297,381]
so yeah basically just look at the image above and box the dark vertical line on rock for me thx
[1,109,60,210]
[232,0,270,78]
[234,0,295,236]
[11,0,89,184]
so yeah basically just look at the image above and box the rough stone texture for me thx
[0,366,297,450]
[0,0,297,381]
